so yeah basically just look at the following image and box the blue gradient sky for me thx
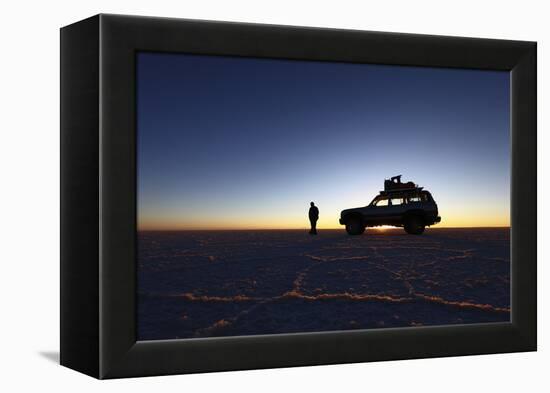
[137,52,510,229]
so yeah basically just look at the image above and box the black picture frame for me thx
[60,14,536,379]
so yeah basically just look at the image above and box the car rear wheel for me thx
[345,216,365,235]
[404,215,425,235]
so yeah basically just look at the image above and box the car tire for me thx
[345,217,365,235]
[404,215,425,235]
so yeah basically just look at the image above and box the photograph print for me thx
[137,52,511,341]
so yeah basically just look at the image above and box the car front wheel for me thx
[345,217,365,235]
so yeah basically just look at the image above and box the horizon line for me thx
[138,226,511,232]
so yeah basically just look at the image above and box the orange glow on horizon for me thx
[138,199,510,231]
[138,215,510,231]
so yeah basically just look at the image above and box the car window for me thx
[390,197,404,205]
[373,197,389,206]
[409,194,427,203]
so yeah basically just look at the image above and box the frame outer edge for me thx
[94,14,537,379]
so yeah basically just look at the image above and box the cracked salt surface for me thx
[137,228,510,340]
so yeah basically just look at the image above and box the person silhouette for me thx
[308,202,319,235]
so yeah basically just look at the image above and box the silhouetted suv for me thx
[339,185,441,235]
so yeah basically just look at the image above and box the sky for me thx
[137,52,510,230]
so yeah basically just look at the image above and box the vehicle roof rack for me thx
[379,187,423,196]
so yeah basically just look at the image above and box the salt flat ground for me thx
[138,228,510,340]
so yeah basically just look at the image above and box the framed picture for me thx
[60,14,536,379]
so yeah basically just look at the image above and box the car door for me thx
[369,196,393,225]
[388,196,407,224]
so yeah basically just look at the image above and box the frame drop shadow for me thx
[39,351,59,364]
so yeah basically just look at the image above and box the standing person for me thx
[308,202,319,235]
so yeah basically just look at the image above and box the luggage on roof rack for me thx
[384,175,418,192]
